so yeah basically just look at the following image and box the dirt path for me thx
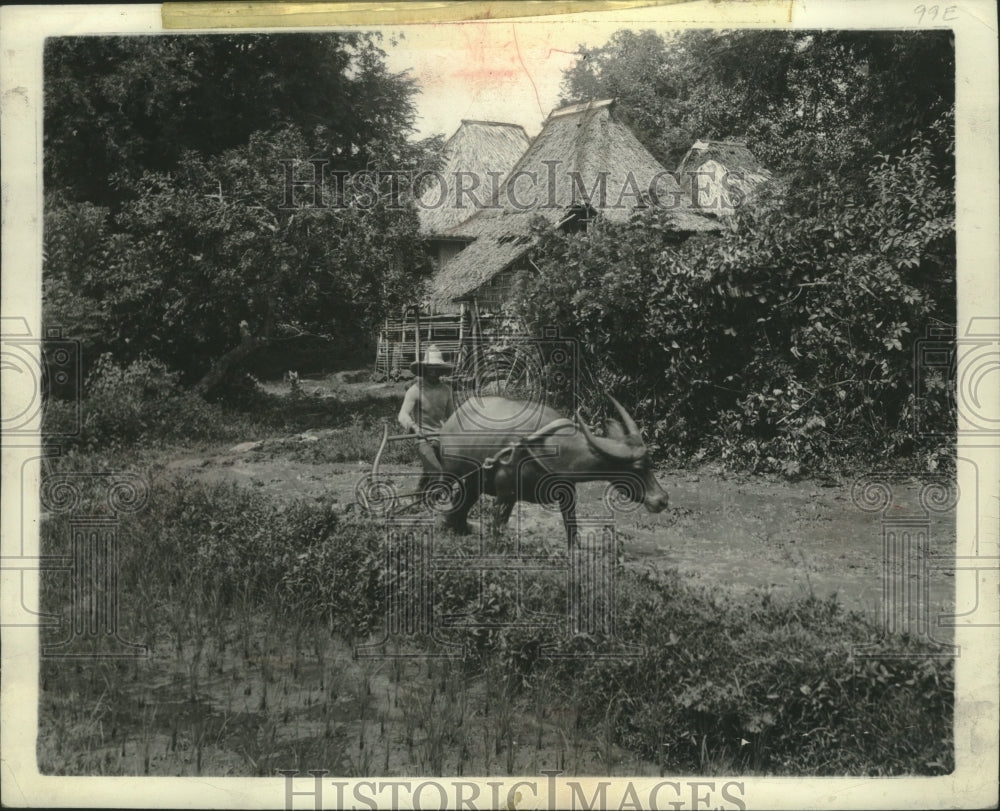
[163,433,956,634]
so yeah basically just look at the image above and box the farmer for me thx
[397,344,455,503]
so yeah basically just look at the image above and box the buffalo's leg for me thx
[490,465,517,540]
[492,497,516,540]
[559,485,579,548]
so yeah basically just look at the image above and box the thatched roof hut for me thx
[418,119,530,236]
[428,99,718,312]
[676,139,772,217]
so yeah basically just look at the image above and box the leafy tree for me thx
[562,29,954,179]
[44,33,417,207]
[530,29,956,471]
[46,127,431,386]
[517,118,955,473]
[44,33,433,388]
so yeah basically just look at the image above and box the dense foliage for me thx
[45,34,421,207]
[552,569,954,775]
[44,34,433,387]
[563,29,954,178]
[520,31,956,472]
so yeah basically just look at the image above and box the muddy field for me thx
[38,374,957,777]
[165,374,957,630]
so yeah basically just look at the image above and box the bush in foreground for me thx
[548,570,953,775]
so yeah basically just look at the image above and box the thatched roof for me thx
[418,120,530,235]
[428,99,717,310]
[676,139,773,216]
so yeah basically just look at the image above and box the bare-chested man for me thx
[397,345,455,503]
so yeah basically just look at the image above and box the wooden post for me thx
[472,300,482,392]
[413,307,421,367]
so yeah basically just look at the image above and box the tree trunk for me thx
[193,324,268,396]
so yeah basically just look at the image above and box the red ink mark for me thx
[453,68,520,81]
[451,25,520,86]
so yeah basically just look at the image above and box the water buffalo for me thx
[431,395,669,545]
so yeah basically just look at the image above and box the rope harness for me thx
[480,417,575,472]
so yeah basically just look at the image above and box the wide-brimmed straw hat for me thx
[410,344,454,374]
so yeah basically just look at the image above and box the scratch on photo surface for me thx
[512,24,543,120]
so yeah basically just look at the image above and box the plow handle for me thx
[372,427,439,480]
[372,424,390,481]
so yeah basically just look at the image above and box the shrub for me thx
[40,477,388,650]
[57,354,236,450]
[546,570,954,775]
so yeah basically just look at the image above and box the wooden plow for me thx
[362,305,458,517]
[355,424,442,517]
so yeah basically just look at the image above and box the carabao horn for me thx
[576,408,638,462]
[607,394,640,437]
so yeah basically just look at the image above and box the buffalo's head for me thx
[576,395,669,514]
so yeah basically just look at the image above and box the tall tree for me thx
[532,29,956,471]
[562,29,954,179]
[45,33,418,206]
[44,33,433,387]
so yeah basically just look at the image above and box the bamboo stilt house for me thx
[376,101,725,385]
